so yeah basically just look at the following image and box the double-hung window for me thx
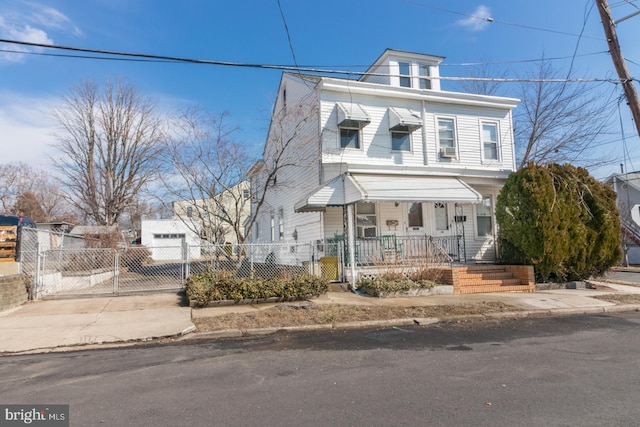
[340,127,360,149]
[356,202,377,238]
[437,118,456,158]
[399,62,411,88]
[337,103,369,149]
[278,208,284,241]
[270,214,275,242]
[391,126,411,151]
[476,197,493,237]
[481,122,499,160]
[419,64,431,89]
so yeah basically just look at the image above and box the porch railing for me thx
[329,235,462,267]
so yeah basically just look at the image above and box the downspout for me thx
[421,100,428,166]
[346,202,357,288]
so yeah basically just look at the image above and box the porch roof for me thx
[294,173,483,212]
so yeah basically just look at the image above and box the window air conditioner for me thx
[357,226,377,238]
[440,147,457,158]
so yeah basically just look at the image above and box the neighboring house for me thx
[248,49,520,282]
[140,219,201,261]
[36,221,74,234]
[172,181,251,246]
[606,171,640,264]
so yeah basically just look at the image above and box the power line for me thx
[3,44,609,69]
[276,0,300,70]
[441,51,609,67]
[0,38,622,84]
[398,0,605,41]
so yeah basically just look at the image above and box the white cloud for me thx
[456,5,493,32]
[0,1,81,62]
[0,92,59,169]
[26,2,83,36]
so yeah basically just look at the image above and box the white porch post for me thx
[346,203,357,288]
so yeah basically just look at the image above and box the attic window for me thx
[399,62,411,87]
[419,64,431,89]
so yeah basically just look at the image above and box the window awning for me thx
[389,107,422,131]
[336,103,370,129]
[295,173,482,212]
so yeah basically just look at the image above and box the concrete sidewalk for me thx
[2,281,640,355]
[0,293,195,354]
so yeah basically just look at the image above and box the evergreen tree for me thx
[496,163,621,282]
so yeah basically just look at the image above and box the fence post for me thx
[184,241,190,283]
[113,250,119,295]
[34,244,42,300]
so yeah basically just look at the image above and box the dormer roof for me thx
[359,48,445,81]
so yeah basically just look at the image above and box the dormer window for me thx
[399,62,411,87]
[419,64,431,90]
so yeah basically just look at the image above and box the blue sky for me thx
[1,0,640,179]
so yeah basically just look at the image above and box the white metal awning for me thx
[294,173,482,212]
[388,107,422,131]
[336,103,370,128]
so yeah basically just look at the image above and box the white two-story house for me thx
[248,49,520,283]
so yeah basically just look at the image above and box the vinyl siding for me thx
[424,102,514,169]
[252,74,324,244]
[320,92,426,168]
[319,92,515,173]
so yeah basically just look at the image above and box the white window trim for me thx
[278,208,284,241]
[435,116,459,161]
[474,195,494,239]
[270,214,275,242]
[390,127,413,153]
[398,61,412,88]
[393,61,436,89]
[338,126,364,151]
[356,202,378,238]
[480,120,501,163]
[418,63,432,90]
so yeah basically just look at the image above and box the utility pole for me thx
[596,0,640,137]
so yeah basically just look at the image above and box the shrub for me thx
[357,276,437,297]
[496,163,621,282]
[185,268,329,307]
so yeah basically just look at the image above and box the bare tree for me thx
[456,59,612,168]
[0,162,72,221]
[52,79,162,226]
[158,109,253,245]
[0,162,33,213]
[515,60,612,168]
[456,57,508,96]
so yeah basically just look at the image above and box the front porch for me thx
[320,237,535,294]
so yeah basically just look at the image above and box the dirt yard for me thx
[193,301,520,332]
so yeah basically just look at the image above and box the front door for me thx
[432,202,450,236]
[405,202,425,237]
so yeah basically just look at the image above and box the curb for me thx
[179,303,640,341]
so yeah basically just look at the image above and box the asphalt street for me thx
[2,312,640,426]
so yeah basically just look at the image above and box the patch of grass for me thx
[192,302,520,331]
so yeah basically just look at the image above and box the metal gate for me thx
[34,246,186,299]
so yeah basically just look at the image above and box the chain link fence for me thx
[19,228,342,299]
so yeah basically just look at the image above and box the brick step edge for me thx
[455,284,535,294]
